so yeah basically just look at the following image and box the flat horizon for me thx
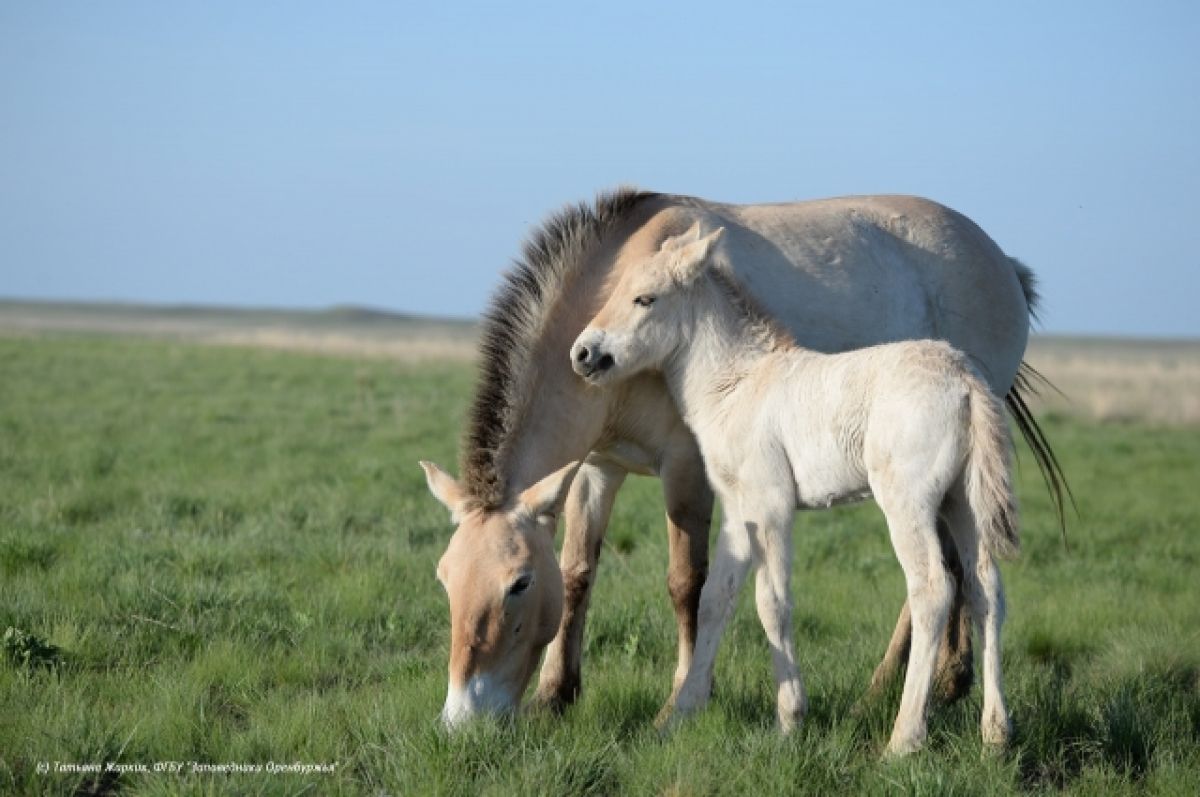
[4,295,1197,344]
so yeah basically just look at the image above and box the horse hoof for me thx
[529,687,575,715]
[656,700,697,737]
[933,661,975,705]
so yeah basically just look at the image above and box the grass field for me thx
[2,333,1199,795]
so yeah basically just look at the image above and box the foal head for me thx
[571,224,725,384]
[420,459,581,729]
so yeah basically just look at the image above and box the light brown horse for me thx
[420,188,1064,728]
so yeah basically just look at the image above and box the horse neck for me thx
[494,258,619,503]
[466,194,673,506]
[503,349,609,500]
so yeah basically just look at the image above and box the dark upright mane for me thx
[461,187,658,508]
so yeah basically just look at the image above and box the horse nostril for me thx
[596,354,614,372]
[575,346,591,363]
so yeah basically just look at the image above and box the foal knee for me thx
[969,558,1006,623]
[909,569,956,631]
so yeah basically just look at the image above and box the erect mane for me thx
[461,187,659,508]
[707,267,796,354]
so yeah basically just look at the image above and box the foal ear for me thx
[517,460,582,526]
[669,227,725,283]
[660,221,703,252]
[419,461,469,522]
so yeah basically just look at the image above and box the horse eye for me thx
[508,574,533,596]
[634,295,656,308]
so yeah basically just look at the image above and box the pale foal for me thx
[571,225,1019,754]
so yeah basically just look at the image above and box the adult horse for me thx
[420,188,1066,728]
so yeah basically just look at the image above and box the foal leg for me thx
[660,440,715,713]
[534,455,627,711]
[944,492,1011,747]
[659,509,754,729]
[868,517,975,703]
[752,505,807,733]
[876,495,955,756]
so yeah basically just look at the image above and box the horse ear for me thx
[517,460,582,525]
[419,461,469,522]
[670,227,725,283]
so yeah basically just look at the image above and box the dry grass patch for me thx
[1026,337,1200,425]
[0,300,477,362]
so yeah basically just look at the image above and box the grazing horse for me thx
[420,188,1061,729]
[571,225,1017,753]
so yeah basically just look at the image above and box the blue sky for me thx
[2,2,1197,336]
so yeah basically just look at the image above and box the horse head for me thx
[420,459,581,728]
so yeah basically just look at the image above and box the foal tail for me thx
[964,372,1021,560]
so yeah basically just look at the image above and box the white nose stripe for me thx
[441,682,473,728]
[441,673,509,729]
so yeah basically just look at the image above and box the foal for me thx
[570,224,1018,755]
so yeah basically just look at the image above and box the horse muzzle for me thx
[441,673,517,730]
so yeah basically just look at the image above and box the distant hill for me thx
[0,298,474,333]
[0,298,478,360]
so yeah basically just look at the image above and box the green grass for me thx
[1,335,1198,795]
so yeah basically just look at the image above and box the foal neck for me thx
[664,275,802,421]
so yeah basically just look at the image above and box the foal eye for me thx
[508,574,533,596]
[633,295,656,308]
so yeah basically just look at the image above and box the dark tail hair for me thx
[1007,257,1076,545]
[1006,363,1076,545]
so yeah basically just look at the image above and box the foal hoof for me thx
[777,714,803,736]
[777,695,807,735]
[884,731,927,758]
[982,713,1011,749]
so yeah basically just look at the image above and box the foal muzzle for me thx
[570,336,614,380]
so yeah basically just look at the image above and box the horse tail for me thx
[1003,257,1075,542]
[965,371,1021,560]
[1010,257,1041,322]
[1003,256,1076,543]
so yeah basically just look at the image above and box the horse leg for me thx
[752,506,807,733]
[658,507,753,729]
[868,516,974,703]
[933,516,975,702]
[659,439,715,714]
[533,455,627,711]
[868,600,911,697]
[943,488,1011,747]
[876,493,955,756]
